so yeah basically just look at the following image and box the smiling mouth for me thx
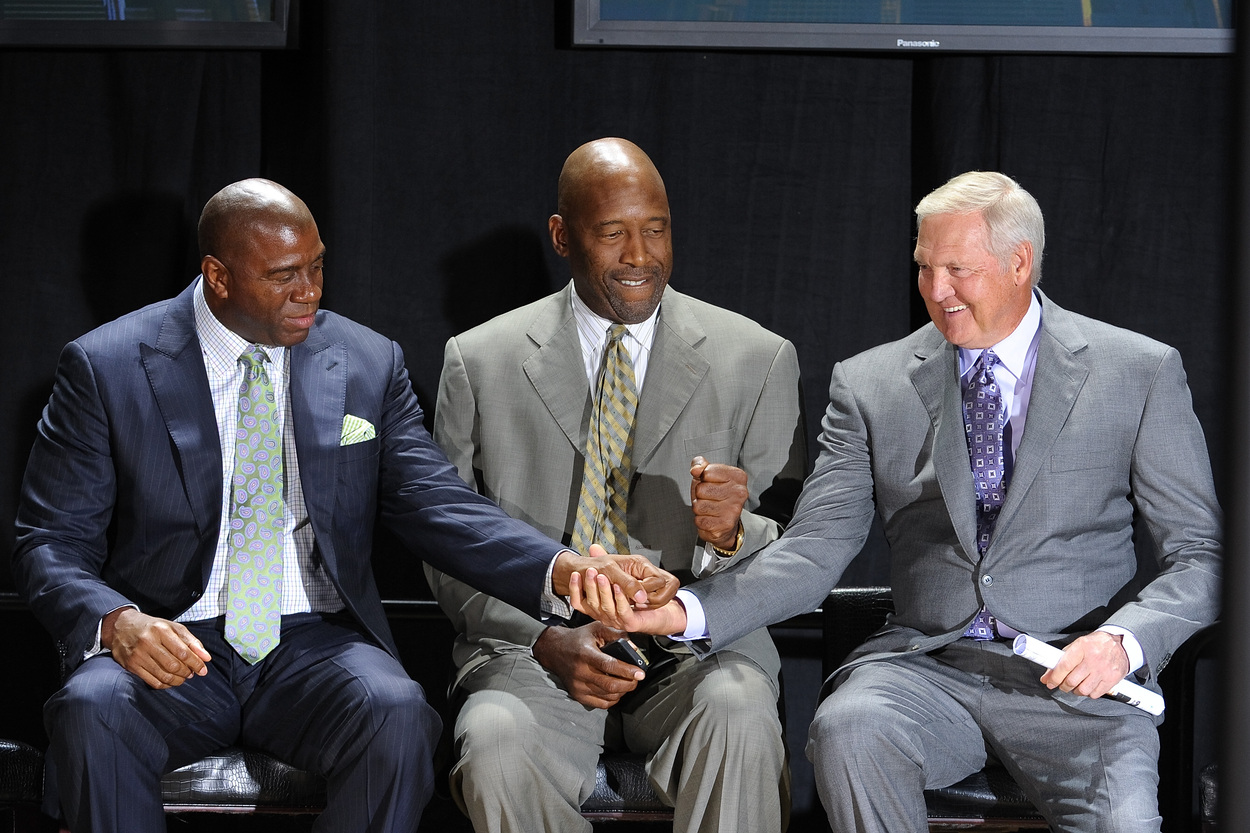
[943,304,968,313]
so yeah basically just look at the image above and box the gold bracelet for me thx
[711,523,744,558]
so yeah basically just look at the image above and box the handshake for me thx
[553,544,692,636]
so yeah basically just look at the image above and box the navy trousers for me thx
[45,612,439,833]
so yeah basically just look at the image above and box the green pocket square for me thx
[340,414,376,445]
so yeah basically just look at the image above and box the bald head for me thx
[550,138,673,324]
[556,138,668,221]
[198,178,325,348]
[198,178,315,265]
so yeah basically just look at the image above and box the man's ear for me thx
[549,214,569,258]
[201,255,229,299]
[1011,241,1034,286]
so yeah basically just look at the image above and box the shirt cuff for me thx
[87,604,138,660]
[1098,625,1144,674]
[540,551,574,621]
[693,541,732,577]
[671,588,710,640]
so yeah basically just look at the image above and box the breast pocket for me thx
[338,436,380,464]
[1049,450,1115,473]
[684,429,736,465]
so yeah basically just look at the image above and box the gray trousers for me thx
[449,648,788,833]
[807,639,1161,833]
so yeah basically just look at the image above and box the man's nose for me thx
[620,234,648,267]
[292,273,322,303]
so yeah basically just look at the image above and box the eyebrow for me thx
[593,216,669,229]
[265,247,326,277]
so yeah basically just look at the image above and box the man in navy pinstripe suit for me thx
[11,178,674,833]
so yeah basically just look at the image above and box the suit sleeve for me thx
[423,337,550,651]
[1103,347,1222,681]
[375,338,565,620]
[692,359,877,650]
[12,341,136,666]
[696,338,807,575]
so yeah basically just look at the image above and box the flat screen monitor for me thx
[0,0,295,48]
[572,0,1233,54]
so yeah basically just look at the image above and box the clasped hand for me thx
[553,545,679,608]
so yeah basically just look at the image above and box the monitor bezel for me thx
[572,0,1234,55]
[0,0,294,49]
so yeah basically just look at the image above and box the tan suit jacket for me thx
[425,284,807,688]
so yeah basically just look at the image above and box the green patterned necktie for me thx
[225,345,285,664]
[571,324,639,555]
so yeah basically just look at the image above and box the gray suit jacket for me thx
[425,285,807,687]
[691,291,1221,716]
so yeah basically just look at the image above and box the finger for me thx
[580,568,605,612]
[602,562,648,607]
[597,655,645,681]
[608,580,638,626]
[697,463,747,486]
[171,625,212,675]
[690,456,708,479]
[569,570,586,612]
[587,543,608,558]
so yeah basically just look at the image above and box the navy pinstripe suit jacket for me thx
[13,280,565,671]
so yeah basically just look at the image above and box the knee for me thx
[453,692,544,787]
[46,661,142,736]
[686,661,783,753]
[352,677,441,763]
[808,694,918,771]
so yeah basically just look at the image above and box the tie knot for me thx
[607,324,628,345]
[975,349,999,382]
[240,345,269,370]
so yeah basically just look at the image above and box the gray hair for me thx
[915,171,1045,286]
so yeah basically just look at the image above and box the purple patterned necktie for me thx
[224,345,285,663]
[962,349,1009,640]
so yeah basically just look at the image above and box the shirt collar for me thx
[959,290,1042,381]
[193,277,288,376]
[568,279,661,353]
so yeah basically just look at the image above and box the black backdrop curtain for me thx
[0,1,1232,598]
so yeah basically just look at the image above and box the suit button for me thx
[909,644,921,651]
[981,575,993,586]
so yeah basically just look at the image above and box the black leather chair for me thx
[0,739,44,833]
[1200,762,1217,833]
[821,586,1049,831]
[160,746,669,822]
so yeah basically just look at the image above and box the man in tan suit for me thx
[424,138,807,833]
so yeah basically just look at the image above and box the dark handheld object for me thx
[602,636,649,671]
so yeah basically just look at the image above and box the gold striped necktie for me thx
[571,324,639,555]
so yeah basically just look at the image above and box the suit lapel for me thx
[522,288,593,452]
[632,291,709,469]
[142,283,220,543]
[994,295,1089,533]
[911,331,980,564]
[289,322,344,572]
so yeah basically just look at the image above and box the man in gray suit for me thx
[424,138,807,833]
[578,171,1223,832]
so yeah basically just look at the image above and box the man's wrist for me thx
[710,522,744,558]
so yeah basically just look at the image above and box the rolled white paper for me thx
[1012,634,1164,716]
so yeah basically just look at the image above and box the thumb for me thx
[588,543,609,558]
